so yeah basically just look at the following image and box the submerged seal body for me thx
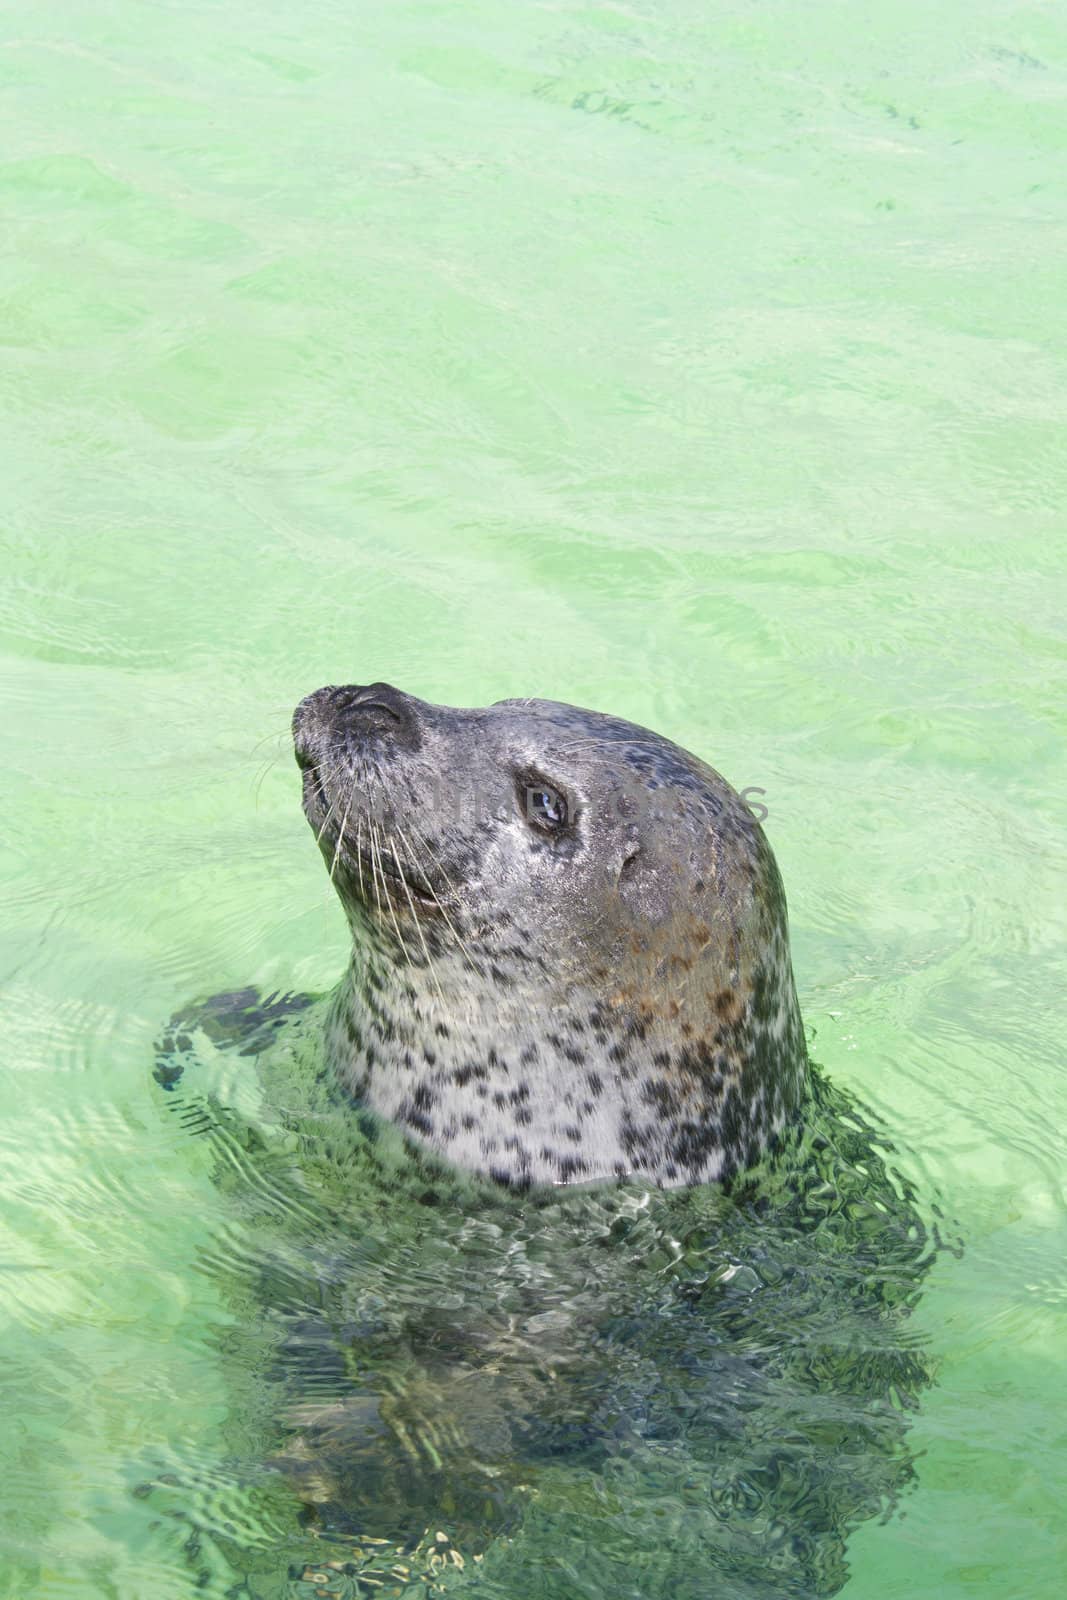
[292,683,807,1188]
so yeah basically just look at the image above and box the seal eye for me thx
[523,783,568,831]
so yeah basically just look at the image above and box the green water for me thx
[2,0,1066,1595]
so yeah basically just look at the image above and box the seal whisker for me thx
[313,767,345,849]
[329,769,359,884]
[312,744,370,849]
[253,751,285,808]
[248,727,292,757]
[354,813,368,902]
[366,816,387,928]
[397,820,481,975]
[371,820,413,965]
[388,828,444,1002]
[555,735,673,757]
[400,817,461,906]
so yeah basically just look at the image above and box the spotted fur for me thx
[294,684,807,1188]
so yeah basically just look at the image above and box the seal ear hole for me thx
[617,841,642,886]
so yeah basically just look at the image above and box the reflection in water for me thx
[147,995,950,1600]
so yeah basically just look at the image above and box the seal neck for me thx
[325,946,807,1191]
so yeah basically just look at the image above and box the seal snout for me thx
[292,686,334,775]
[292,682,421,769]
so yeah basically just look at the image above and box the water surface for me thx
[2,2,1065,1596]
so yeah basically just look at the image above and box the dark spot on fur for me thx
[490,1166,530,1191]
[403,1106,434,1138]
[643,1079,683,1117]
[715,988,742,1021]
[452,1060,488,1088]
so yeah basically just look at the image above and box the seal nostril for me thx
[335,684,401,718]
[333,682,421,751]
[355,700,402,723]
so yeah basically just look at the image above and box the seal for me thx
[151,687,946,1598]
[291,681,808,1188]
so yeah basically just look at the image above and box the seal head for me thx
[292,683,806,1188]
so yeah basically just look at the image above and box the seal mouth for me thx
[350,834,440,912]
[300,773,440,910]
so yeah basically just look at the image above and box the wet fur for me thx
[293,685,807,1187]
